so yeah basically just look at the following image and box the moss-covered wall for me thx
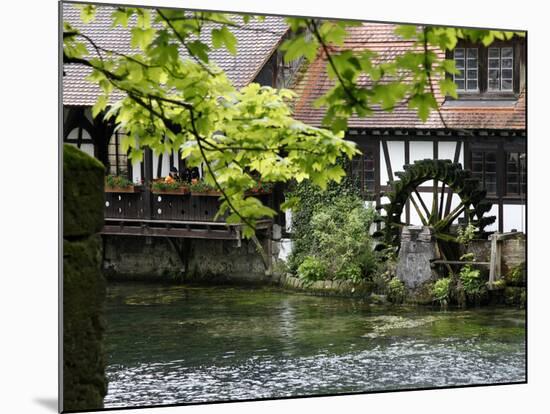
[103,235,273,284]
[63,144,107,411]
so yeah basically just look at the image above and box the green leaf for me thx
[280,196,300,211]
[441,59,460,75]
[131,27,155,50]
[408,93,438,122]
[439,78,458,99]
[78,4,96,24]
[111,8,131,27]
[280,35,318,63]
[92,95,108,118]
[395,25,417,39]
[187,40,210,62]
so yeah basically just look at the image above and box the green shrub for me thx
[189,180,216,193]
[459,264,486,300]
[151,180,187,192]
[105,174,132,189]
[456,223,478,245]
[505,262,526,286]
[335,263,362,283]
[431,278,451,306]
[387,278,406,304]
[297,256,328,282]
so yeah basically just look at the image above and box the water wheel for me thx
[374,159,495,254]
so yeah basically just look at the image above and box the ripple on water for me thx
[103,285,525,408]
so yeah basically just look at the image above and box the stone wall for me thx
[103,235,280,284]
[63,144,107,411]
[463,234,526,275]
[280,274,375,298]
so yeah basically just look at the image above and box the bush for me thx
[335,263,363,283]
[505,262,526,286]
[297,256,328,282]
[105,174,132,189]
[286,174,379,282]
[387,278,406,304]
[459,264,486,300]
[431,278,451,306]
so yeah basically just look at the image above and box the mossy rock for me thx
[63,235,107,411]
[63,144,105,238]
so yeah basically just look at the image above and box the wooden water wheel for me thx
[374,159,495,253]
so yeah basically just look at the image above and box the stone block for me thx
[63,235,107,411]
[396,226,438,290]
[63,144,105,238]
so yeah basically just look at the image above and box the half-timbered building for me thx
[293,23,526,233]
[62,4,296,243]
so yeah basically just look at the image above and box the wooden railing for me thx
[103,186,275,240]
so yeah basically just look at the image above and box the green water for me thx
[104,283,526,408]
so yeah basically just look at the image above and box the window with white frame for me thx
[454,48,479,92]
[488,47,514,91]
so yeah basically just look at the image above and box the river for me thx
[103,283,526,408]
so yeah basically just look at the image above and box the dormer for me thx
[447,36,525,100]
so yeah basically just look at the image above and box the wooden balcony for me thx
[102,187,274,240]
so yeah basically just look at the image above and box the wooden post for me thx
[142,147,153,220]
[489,233,504,289]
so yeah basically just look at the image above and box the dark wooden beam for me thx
[381,139,394,184]
[102,225,238,240]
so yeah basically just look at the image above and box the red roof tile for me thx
[293,23,526,130]
[62,3,288,106]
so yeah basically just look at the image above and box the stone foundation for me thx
[103,235,283,285]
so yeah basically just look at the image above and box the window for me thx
[471,149,497,195]
[108,130,129,176]
[66,126,95,158]
[505,152,526,197]
[488,47,514,91]
[351,149,376,199]
[449,40,523,97]
[454,48,478,92]
[468,144,526,200]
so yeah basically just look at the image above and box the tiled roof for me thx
[62,3,288,106]
[293,23,526,130]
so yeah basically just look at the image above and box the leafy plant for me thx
[335,263,363,283]
[456,223,478,245]
[505,262,526,286]
[459,264,486,299]
[105,174,133,189]
[431,278,451,306]
[65,5,524,238]
[297,256,328,283]
[248,180,274,193]
[151,180,188,192]
[387,278,406,304]
[189,180,217,193]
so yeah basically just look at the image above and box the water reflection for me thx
[104,284,525,408]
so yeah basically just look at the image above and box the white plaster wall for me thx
[404,192,465,226]
[152,150,172,178]
[409,141,433,163]
[388,140,405,176]
[132,159,142,184]
[503,204,526,233]
[484,204,500,233]
[438,141,463,164]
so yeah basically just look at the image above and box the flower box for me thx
[105,185,142,193]
[151,187,190,195]
[190,190,222,197]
